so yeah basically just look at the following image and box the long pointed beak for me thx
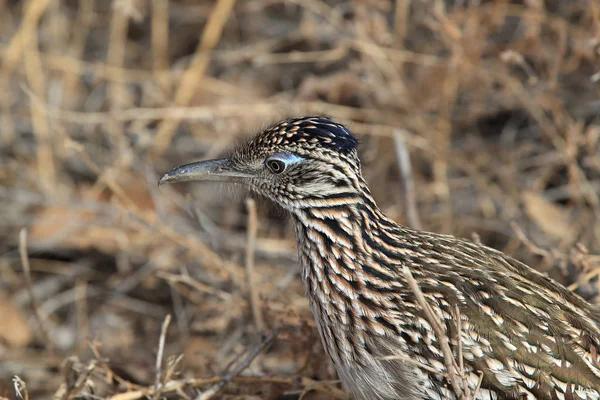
[158,158,251,186]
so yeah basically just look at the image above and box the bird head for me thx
[159,116,364,211]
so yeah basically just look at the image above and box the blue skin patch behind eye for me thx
[266,152,305,167]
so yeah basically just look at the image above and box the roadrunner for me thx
[159,116,600,400]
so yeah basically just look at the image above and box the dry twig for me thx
[194,328,280,400]
[245,198,265,332]
[152,314,172,400]
[403,266,464,398]
[393,129,423,230]
[13,376,29,400]
[153,0,237,154]
[19,229,55,352]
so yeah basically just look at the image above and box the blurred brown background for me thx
[1,0,599,399]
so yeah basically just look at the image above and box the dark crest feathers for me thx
[258,116,358,152]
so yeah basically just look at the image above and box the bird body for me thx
[160,116,600,400]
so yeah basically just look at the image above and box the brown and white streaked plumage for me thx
[159,116,600,400]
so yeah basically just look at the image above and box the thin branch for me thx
[19,229,55,352]
[510,222,552,259]
[455,305,471,399]
[393,129,423,230]
[13,376,29,400]
[157,271,232,301]
[153,0,237,154]
[59,358,98,400]
[194,327,280,400]
[152,314,172,400]
[394,0,411,41]
[379,353,442,375]
[456,305,464,376]
[473,372,484,399]
[245,198,265,332]
[403,266,463,398]
[108,374,340,400]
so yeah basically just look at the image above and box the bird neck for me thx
[290,179,407,298]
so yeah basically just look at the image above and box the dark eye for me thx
[265,153,304,174]
[266,159,286,174]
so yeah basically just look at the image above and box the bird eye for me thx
[266,159,286,174]
[265,153,304,174]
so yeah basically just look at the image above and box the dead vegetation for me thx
[0,0,599,399]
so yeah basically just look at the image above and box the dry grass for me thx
[0,0,599,399]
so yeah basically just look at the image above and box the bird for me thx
[159,116,600,400]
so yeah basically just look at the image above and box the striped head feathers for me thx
[159,116,365,211]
